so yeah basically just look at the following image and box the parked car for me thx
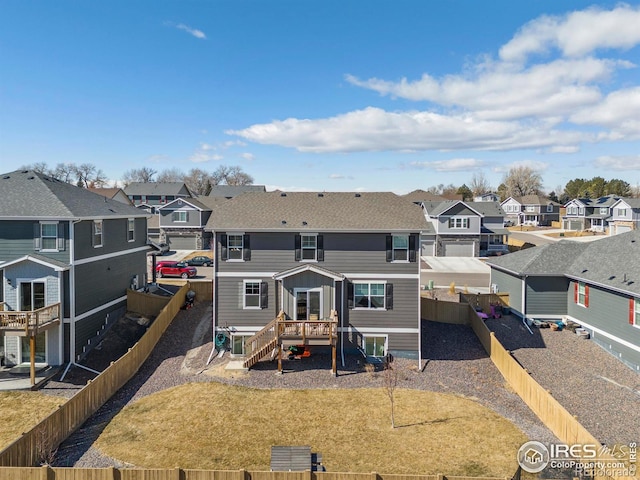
[148,240,170,255]
[185,255,213,267]
[155,261,197,279]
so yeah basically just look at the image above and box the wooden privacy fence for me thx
[154,279,213,302]
[0,467,509,480]
[420,297,471,325]
[0,284,189,468]
[127,289,172,317]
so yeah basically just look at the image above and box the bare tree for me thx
[51,163,76,183]
[22,162,50,174]
[73,163,97,188]
[212,165,254,186]
[184,168,213,195]
[470,171,491,196]
[382,357,399,429]
[502,166,543,197]
[121,167,157,186]
[156,168,184,183]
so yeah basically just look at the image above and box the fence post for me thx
[40,465,49,480]
[371,471,379,480]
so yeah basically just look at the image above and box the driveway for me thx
[421,257,490,291]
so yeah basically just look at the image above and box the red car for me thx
[156,261,197,279]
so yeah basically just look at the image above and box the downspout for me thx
[417,233,422,370]
[522,274,533,334]
[61,218,81,380]
[340,279,345,367]
[207,229,218,365]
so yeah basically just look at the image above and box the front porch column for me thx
[30,334,36,386]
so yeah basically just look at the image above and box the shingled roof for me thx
[124,182,192,196]
[487,230,640,296]
[0,170,148,219]
[402,189,447,203]
[207,185,266,198]
[206,191,431,232]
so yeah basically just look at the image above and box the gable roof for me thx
[487,230,640,296]
[422,200,483,217]
[87,187,133,205]
[124,182,192,196]
[0,170,149,219]
[468,201,506,217]
[207,185,266,198]
[612,198,640,209]
[402,190,447,203]
[518,195,561,206]
[160,196,228,211]
[206,191,431,232]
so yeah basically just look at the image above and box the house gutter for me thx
[206,229,218,365]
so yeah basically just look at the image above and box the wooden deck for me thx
[0,303,61,335]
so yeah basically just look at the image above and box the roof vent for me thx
[355,193,361,198]
[624,273,628,282]
[281,220,287,224]
[109,209,116,213]
[2,175,9,179]
[280,192,287,197]
[21,170,28,173]
[302,221,307,226]
[581,269,588,273]
[318,193,324,197]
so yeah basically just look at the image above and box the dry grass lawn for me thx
[96,382,527,477]
[0,392,65,449]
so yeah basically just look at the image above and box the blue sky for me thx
[1,1,640,194]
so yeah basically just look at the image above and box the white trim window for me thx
[243,280,261,309]
[577,282,587,307]
[228,234,244,260]
[172,211,187,223]
[301,234,317,261]
[618,208,627,217]
[547,204,554,213]
[40,222,58,252]
[392,235,408,261]
[127,218,135,242]
[364,335,387,358]
[354,282,385,309]
[599,207,608,215]
[448,217,469,229]
[578,207,585,215]
[526,205,535,212]
[567,206,578,215]
[231,334,252,356]
[93,220,103,248]
[634,299,640,327]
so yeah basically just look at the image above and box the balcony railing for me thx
[0,303,61,333]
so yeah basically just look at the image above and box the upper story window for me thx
[525,206,535,212]
[392,235,408,261]
[93,220,103,248]
[578,207,585,215]
[41,223,58,251]
[228,234,244,260]
[127,218,135,242]
[172,211,187,222]
[547,205,554,213]
[575,281,589,307]
[567,206,578,215]
[599,207,609,215]
[301,235,317,260]
[448,218,469,229]
[243,279,267,309]
[617,208,627,217]
[354,282,386,309]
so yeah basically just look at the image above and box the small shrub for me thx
[448,282,456,295]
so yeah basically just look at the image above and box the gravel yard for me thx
[486,315,640,445]
[47,300,559,468]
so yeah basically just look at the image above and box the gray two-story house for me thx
[206,191,428,372]
[501,195,561,226]
[0,170,149,376]
[158,196,227,250]
[609,198,640,235]
[124,182,193,206]
[486,232,640,371]
[562,195,619,232]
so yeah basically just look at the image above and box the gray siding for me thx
[75,302,126,360]
[343,331,418,358]
[216,232,420,275]
[74,217,148,261]
[74,251,147,315]
[216,276,277,329]
[567,280,640,369]
[526,276,568,316]
[159,203,203,228]
[0,220,70,263]
[282,271,335,320]
[2,262,61,311]
[436,216,481,235]
[491,268,523,316]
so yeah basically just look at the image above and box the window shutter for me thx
[584,285,589,308]
[221,234,228,261]
[385,235,393,262]
[186,211,190,222]
[385,283,393,310]
[260,282,268,309]
[57,223,65,251]
[294,234,302,261]
[347,281,354,309]
[243,234,251,261]
[574,283,578,303]
[172,212,177,222]
[34,223,41,251]
[317,235,324,262]
[630,298,635,325]
[409,235,416,262]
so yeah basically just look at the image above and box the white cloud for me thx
[190,152,223,163]
[409,158,484,171]
[546,145,580,154]
[228,107,590,153]
[594,155,640,171]
[200,143,215,151]
[571,87,640,138]
[241,152,255,161]
[492,160,550,174]
[329,173,354,180]
[499,5,640,62]
[176,23,206,39]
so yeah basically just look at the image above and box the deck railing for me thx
[277,319,338,343]
[0,303,61,332]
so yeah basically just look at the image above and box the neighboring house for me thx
[417,200,508,257]
[607,198,640,235]
[86,187,133,205]
[402,190,447,203]
[124,182,193,206]
[486,232,640,371]
[473,193,499,202]
[207,185,266,199]
[501,195,561,226]
[157,196,227,250]
[205,191,427,369]
[562,195,619,232]
[0,170,149,371]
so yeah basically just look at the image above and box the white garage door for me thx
[615,225,632,235]
[166,235,197,250]
[443,242,474,257]
[421,240,435,256]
